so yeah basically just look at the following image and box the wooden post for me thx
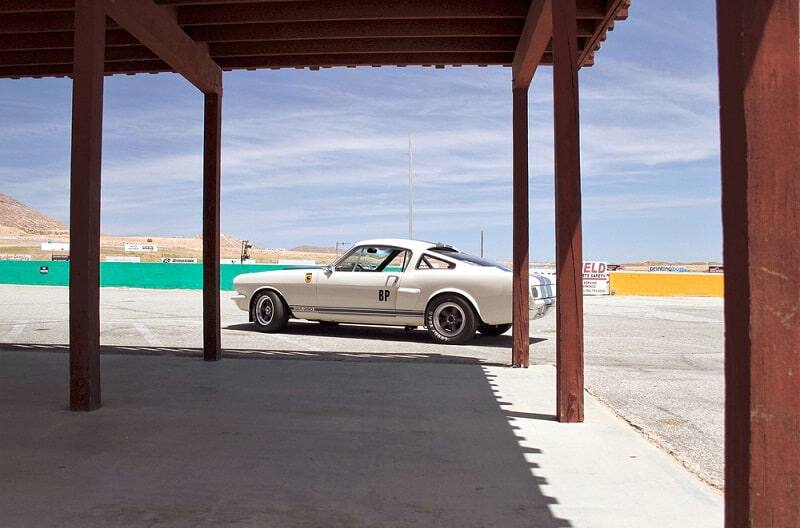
[203,91,222,361]
[512,85,530,368]
[552,0,584,423]
[717,1,799,525]
[69,0,105,411]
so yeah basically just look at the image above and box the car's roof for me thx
[353,239,459,253]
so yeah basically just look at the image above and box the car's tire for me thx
[425,294,478,344]
[478,323,512,336]
[251,290,289,333]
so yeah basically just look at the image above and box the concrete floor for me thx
[0,285,724,488]
[0,349,721,527]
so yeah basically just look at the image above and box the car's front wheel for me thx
[478,323,512,336]
[425,295,478,344]
[251,290,289,333]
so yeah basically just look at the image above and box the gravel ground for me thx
[0,285,723,488]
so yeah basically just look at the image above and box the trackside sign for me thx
[162,258,198,264]
[583,261,610,295]
[124,243,158,252]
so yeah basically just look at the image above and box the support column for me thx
[203,91,222,361]
[717,1,799,525]
[69,0,105,411]
[512,86,530,368]
[552,0,584,423]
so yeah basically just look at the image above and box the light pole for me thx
[240,240,252,264]
[335,241,350,258]
[408,134,413,240]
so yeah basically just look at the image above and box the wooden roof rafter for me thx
[0,0,631,80]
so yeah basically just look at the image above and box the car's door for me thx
[316,245,406,320]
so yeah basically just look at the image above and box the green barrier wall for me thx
[0,261,317,291]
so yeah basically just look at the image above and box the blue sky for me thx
[0,0,721,263]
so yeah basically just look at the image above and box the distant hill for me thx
[290,245,337,254]
[0,193,68,236]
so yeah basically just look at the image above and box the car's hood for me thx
[233,267,321,287]
[529,273,555,287]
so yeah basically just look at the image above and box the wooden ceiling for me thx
[0,0,630,79]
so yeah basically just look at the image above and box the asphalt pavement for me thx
[0,285,724,488]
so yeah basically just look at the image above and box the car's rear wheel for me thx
[251,290,289,333]
[425,295,478,344]
[478,323,512,336]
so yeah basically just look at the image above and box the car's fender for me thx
[425,287,483,321]
[246,286,291,320]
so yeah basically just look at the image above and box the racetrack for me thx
[0,285,723,488]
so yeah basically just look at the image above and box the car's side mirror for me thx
[323,265,333,276]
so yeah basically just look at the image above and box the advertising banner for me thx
[222,259,258,264]
[124,243,158,252]
[162,258,198,264]
[648,265,689,273]
[41,242,69,251]
[0,254,32,261]
[106,256,141,263]
[583,261,610,295]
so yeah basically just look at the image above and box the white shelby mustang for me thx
[232,239,556,344]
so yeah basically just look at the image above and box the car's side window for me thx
[335,246,405,272]
[384,250,411,272]
[417,253,455,270]
[335,247,365,272]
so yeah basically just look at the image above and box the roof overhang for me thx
[0,0,630,80]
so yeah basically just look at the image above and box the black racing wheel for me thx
[425,294,478,344]
[251,290,289,333]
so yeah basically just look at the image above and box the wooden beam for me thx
[0,0,71,13]
[0,29,142,51]
[552,0,584,423]
[0,11,74,33]
[578,0,627,67]
[215,52,517,68]
[203,91,222,361]
[512,85,530,368]
[177,0,533,26]
[0,37,523,67]
[210,36,520,56]
[512,0,552,89]
[69,0,105,412]
[187,19,535,42]
[0,19,597,52]
[102,0,221,94]
[717,0,800,525]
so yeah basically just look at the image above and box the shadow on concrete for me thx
[0,342,509,366]
[0,346,571,527]
[226,320,547,349]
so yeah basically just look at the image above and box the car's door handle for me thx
[386,275,400,287]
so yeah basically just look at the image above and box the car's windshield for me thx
[431,248,510,271]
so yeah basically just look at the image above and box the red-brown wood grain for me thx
[717,1,800,525]
[552,0,584,423]
[68,0,105,411]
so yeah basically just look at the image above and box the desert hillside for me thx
[0,193,68,236]
[0,193,337,264]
